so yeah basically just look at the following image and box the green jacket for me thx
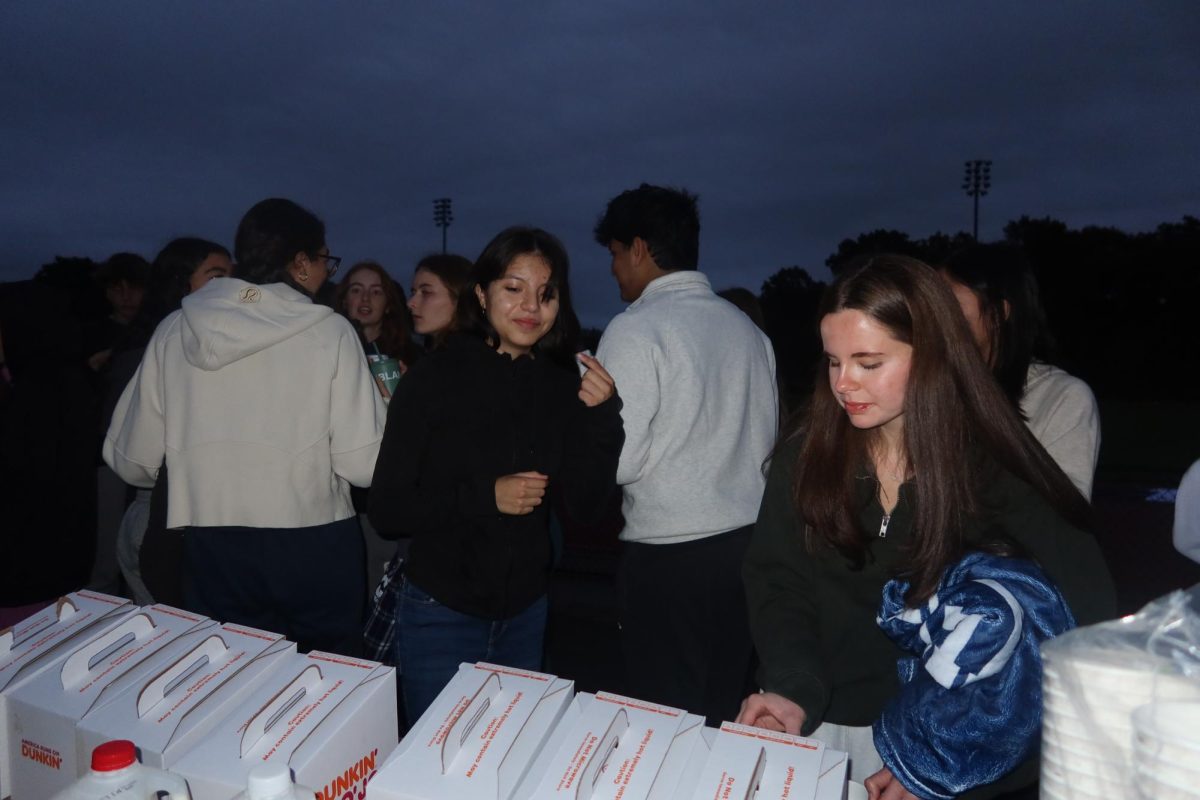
[743,436,1116,735]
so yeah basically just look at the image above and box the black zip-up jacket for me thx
[368,334,624,620]
[743,436,1116,797]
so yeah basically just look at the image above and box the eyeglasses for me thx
[321,253,342,277]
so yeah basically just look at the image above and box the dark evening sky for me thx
[2,2,1197,328]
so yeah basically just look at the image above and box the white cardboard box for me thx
[368,662,574,800]
[524,691,704,800]
[76,623,296,771]
[4,604,210,798]
[171,650,397,800]
[688,722,834,800]
[0,591,133,799]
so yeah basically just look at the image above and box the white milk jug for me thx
[51,740,190,800]
[233,763,317,800]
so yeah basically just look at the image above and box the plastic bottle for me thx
[233,763,317,800]
[51,740,190,800]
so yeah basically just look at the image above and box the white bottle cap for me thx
[247,764,294,800]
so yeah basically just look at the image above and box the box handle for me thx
[136,633,229,717]
[240,664,323,758]
[742,747,767,800]
[441,669,501,773]
[56,596,79,622]
[577,706,629,800]
[60,613,154,688]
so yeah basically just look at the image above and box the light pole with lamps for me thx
[432,198,453,254]
[962,160,992,240]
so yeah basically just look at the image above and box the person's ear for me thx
[1002,299,1012,320]
[289,252,310,283]
[630,237,650,266]
[474,284,487,311]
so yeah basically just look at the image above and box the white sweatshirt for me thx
[597,271,779,544]
[1022,362,1100,500]
[104,278,386,529]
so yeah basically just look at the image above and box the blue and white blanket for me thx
[873,551,1075,799]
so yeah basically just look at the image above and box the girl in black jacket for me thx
[368,226,623,725]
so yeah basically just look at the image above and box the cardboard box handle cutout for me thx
[577,707,629,800]
[56,596,80,622]
[136,633,229,717]
[60,612,155,688]
[441,669,502,774]
[740,747,767,800]
[0,598,79,658]
[240,664,323,758]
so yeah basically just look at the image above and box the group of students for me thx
[82,185,1114,799]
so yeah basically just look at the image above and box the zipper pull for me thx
[878,514,891,538]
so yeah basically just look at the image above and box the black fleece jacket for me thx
[368,334,623,620]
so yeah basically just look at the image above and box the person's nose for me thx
[520,290,540,312]
[407,295,418,311]
[834,367,857,394]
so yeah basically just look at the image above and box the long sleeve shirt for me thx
[743,436,1116,735]
[368,334,624,620]
[596,270,778,543]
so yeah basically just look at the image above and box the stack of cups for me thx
[1131,701,1200,799]
[1040,646,1200,799]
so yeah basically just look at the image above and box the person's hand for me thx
[577,353,615,408]
[87,348,112,372]
[734,692,806,735]
[864,767,919,800]
[495,471,549,515]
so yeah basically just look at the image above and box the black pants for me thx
[183,518,366,657]
[617,525,755,726]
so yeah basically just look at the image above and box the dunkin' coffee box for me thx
[523,691,705,800]
[687,722,837,800]
[4,604,209,798]
[368,662,573,800]
[0,591,133,799]
[76,623,295,771]
[171,650,397,800]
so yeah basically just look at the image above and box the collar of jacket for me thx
[446,331,539,367]
[630,269,712,309]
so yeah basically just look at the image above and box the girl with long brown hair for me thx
[737,255,1115,797]
[334,261,422,374]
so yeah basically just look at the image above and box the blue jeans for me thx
[394,578,548,727]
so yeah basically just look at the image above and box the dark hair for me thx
[233,198,325,291]
[593,183,700,270]
[116,237,229,351]
[147,238,229,323]
[94,252,150,288]
[790,254,1091,603]
[412,253,473,350]
[334,261,421,365]
[940,243,1056,408]
[458,226,580,366]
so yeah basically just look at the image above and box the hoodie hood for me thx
[180,278,335,370]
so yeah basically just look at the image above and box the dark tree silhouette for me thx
[759,266,826,411]
[825,229,973,274]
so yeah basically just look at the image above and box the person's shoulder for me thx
[1025,362,1095,400]
[599,306,660,350]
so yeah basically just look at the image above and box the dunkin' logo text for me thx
[318,748,378,800]
[20,739,62,770]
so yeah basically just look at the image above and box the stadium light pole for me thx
[433,198,453,254]
[962,160,992,240]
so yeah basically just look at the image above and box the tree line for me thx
[759,215,1200,409]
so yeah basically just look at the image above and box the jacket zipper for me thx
[878,514,891,538]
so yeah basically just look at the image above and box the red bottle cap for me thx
[91,740,136,772]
